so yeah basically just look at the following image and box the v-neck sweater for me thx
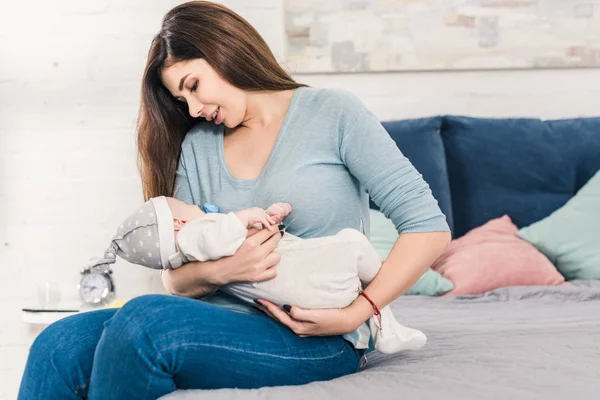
[174,86,450,349]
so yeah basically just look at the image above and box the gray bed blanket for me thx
[163,282,600,400]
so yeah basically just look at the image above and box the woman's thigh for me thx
[89,294,363,399]
[18,308,118,400]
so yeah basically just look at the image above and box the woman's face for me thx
[161,58,246,128]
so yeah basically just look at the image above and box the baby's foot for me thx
[369,306,427,354]
[371,319,427,354]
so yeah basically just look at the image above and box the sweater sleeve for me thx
[339,98,450,234]
[173,152,194,205]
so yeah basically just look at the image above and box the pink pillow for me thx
[431,215,565,294]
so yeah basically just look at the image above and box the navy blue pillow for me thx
[375,117,454,234]
[547,118,600,191]
[442,116,600,238]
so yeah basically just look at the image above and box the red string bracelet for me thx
[359,291,382,331]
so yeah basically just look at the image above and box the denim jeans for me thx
[18,294,365,399]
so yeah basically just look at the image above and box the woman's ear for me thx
[173,218,186,232]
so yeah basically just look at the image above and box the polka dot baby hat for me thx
[90,196,177,271]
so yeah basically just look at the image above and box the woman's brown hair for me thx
[137,1,306,200]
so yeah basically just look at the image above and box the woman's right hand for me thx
[222,225,282,284]
[161,225,282,298]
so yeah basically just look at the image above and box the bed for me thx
[163,281,600,400]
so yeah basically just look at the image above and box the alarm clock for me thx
[78,262,115,306]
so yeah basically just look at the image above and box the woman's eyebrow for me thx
[178,73,191,91]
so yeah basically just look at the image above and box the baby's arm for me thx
[174,213,249,266]
[173,205,287,267]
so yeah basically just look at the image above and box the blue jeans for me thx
[18,294,364,399]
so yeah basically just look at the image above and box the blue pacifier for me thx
[201,202,220,213]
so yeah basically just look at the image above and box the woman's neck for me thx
[239,90,295,131]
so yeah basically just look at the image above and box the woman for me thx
[18,2,450,399]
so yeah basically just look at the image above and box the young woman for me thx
[18,2,450,399]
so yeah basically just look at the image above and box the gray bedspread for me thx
[163,282,600,400]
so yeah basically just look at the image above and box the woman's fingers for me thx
[252,301,275,318]
[283,304,311,322]
[238,221,283,283]
[253,265,278,282]
[245,226,278,246]
[252,252,280,282]
[246,227,261,237]
[262,251,281,268]
[258,229,282,255]
[258,300,311,335]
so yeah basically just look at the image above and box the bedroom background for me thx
[1,1,599,398]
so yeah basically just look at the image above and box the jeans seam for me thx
[159,341,349,362]
[107,304,173,397]
[49,348,87,398]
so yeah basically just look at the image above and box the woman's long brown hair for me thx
[137,1,306,200]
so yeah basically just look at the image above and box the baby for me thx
[89,196,427,354]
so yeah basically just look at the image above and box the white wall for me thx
[1,0,599,397]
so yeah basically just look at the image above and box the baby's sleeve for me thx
[174,213,247,263]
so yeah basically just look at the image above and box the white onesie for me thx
[168,213,427,354]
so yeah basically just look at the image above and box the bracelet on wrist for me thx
[359,291,382,330]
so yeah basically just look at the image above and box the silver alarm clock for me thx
[78,261,115,305]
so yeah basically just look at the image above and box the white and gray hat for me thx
[90,196,178,271]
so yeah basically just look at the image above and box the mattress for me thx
[163,281,600,400]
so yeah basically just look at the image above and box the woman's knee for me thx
[102,294,223,350]
[21,309,116,397]
[30,309,114,362]
[101,294,186,344]
[108,294,177,324]
[28,319,67,364]
[115,294,171,314]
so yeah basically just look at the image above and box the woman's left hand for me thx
[255,299,368,337]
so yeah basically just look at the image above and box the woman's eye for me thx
[190,81,198,92]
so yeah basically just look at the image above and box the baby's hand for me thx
[236,207,277,229]
[266,202,292,224]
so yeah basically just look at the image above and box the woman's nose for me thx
[187,99,204,118]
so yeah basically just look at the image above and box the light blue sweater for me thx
[174,87,450,349]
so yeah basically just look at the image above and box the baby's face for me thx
[166,197,205,235]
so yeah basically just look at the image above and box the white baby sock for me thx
[369,306,427,354]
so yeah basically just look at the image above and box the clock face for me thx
[79,273,111,304]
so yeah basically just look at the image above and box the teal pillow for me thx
[369,209,454,295]
[517,171,600,280]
